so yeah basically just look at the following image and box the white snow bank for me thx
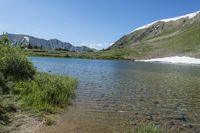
[130,10,200,33]
[136,56,200,64]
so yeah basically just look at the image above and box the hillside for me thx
[0,34,94,52]
[108,10,200,59]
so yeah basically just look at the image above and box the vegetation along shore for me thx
[0,35,77,132]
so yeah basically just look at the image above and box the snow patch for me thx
[130,10,200,33]
[136,56,200,65]
[23,36,29,42]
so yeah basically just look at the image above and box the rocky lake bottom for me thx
[30,57,200,133]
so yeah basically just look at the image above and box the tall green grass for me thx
[13,72,77,113]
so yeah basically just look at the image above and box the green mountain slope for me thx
[108,11,200,59]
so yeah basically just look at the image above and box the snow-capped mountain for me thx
[131,10,200,33]
[0,34,94,52]
[109,10,200,59]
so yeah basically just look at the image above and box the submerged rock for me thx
[175,114,189,122]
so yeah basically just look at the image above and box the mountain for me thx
[109,10,200,59]
[1,34,94,52]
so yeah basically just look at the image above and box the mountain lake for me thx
[30,57,200,133]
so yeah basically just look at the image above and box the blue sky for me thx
[0,0,200,49]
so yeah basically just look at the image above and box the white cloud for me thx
[80,42,113,50]
[108,42,114,46]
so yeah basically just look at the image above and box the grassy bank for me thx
[13,72,76,113]
[0,35,77,132]
[25,48,132,60]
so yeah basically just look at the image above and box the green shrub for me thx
[13,73,76,112]
[0,42,36,81]
[0,72,8,95]
[0,34,9,45]
[1,55,36,81]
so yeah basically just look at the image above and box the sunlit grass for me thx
[13,72,77,113]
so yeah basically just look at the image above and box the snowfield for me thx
[137,56,200,65]
[130,10,200,33]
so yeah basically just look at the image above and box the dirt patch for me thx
[1,111,43,133]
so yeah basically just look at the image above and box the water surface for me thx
[30,57,200,133]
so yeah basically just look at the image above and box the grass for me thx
[25,48,131,59]
[104,23,200,59]
[12,72,77,113]
[161,23,200,53]
[125,124,160,133]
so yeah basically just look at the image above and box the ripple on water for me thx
[30,57,200,133]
